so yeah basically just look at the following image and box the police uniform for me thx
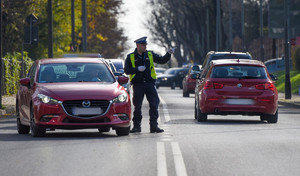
[124,36,171,133]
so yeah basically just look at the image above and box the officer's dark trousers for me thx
[132,82,160,128]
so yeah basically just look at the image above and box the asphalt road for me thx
[1,87,300,176]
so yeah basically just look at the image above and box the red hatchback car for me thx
[16,58,131,137]
[194,59,278,123]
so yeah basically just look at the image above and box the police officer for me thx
[124,36,175,133]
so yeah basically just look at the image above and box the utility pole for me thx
[71,0,75,52]
[82,0,87,52]
[241,0,245,52]
[216,0,220,51]
[0,0,2,108]
[48,0,53,58]
[259,0,264,61]
[284,0,292,99]
[229,0,232,51]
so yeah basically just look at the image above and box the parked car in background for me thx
[156,67,189,89]
[107,59,130,94]
[155,67,166,75]
[182,64,202,97]
[16,58,131,137]
[202,51,252,70]
[108,59,125,73]
[193,59,278,123]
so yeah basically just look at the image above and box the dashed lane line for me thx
[171,142,188,176]
[158,94,171,123]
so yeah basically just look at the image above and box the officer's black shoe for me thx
[130,126,141,133]
[150,127,164,133]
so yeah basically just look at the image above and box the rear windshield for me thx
[211,66,267,79]
[211,55,251,60]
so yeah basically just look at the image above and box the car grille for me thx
[62,100,110,118]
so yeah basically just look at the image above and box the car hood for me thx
[37,82,125,101]
[157,74,175,79]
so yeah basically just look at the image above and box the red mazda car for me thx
[16,58,131,137]
[193,59,278,123]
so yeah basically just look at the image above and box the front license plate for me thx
[224,99,254,105]
[72,107,102,115]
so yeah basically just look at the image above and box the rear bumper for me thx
[199,92,278,115]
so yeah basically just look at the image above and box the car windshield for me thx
[211,65,267,79]
[38,63,115,83]
[165,68,180,75]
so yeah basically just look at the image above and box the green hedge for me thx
[2,52,33,95]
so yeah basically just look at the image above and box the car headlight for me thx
[162,78,168,81]
[37,94,59,104]
[112,93,128,103]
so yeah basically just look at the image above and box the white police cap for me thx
[134,36,147,44]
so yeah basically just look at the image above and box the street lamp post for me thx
[259,0,264,62]
[48,0,53,58]
[284,0,292,99]
[0,0,2,108]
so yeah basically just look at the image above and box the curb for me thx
[278,101,300,109]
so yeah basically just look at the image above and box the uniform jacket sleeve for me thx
[152,51,171,64]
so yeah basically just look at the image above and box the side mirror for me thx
[19,78,31,86]
[118,76,129,85]
[269,74,278,81]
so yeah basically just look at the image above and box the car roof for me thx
[38,57,106,64]
[207,51,252,57]
[211,59,265,67]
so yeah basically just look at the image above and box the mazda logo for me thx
[82,100,91,108]
[237,83,242,88]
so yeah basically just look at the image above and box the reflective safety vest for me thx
[129,51,156,81]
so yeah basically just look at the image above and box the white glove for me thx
[167,47,176,54]
[137,66,146,72]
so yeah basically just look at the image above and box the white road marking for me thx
[157,142,168,176]
[158,94,171,122]
[171,142,188,176]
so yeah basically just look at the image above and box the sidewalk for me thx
[0,95,16,117]
[0,93,299,117]
[278,92,300,108]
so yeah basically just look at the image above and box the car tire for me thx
[98,127,110,133]
[183,90,189,97]
[115,126,130,136]
[17,118,30,134]
[260,115,268,121]
[171,82,176,89]
[196,103,207,122]
[267,109,278,123]
[30,106,46,137]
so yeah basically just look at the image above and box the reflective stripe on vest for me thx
[129,51,156,82]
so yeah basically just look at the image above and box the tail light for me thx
[255,82,275,91]
[203,81,224,89]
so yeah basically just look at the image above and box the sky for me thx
[118,0,165,56]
